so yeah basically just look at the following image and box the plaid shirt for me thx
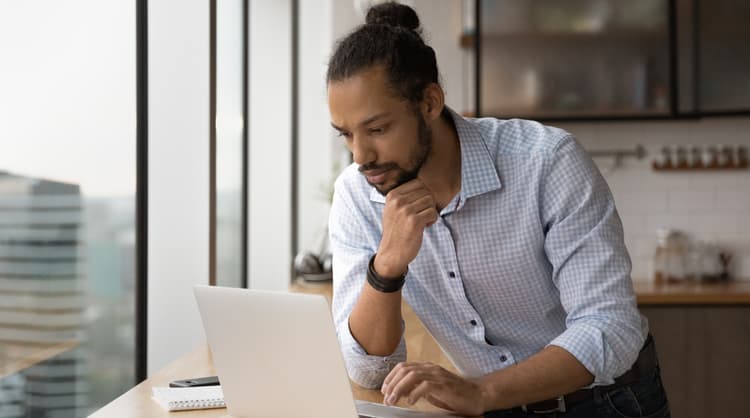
[329,109,647,389]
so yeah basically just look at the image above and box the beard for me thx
[361,112,433,196]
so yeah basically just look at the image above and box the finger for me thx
[386,187,433,209]
[382,362,412,394]
[386,367,428,406]
[388,189,433,211]
[389,178,428,196]
[405,380,432,406]
[399,187,434,203]
[415,206,439,227]
[403,193,437,215]
[383,362,425,401]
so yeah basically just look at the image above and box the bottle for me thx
[721,145,735,168]
[704,146,719,168]
[689,145,703,168]
[716,144,729,167]
[658,146,673,169]
[653,228,670,282]
[665,231,687,282]
[685,240,702,281]
[675,146,689,169]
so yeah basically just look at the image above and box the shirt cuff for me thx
[547,322,644,386]
[336,317,407,389]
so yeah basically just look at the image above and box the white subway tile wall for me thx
[556,117,750,281]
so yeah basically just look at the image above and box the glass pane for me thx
[698,0,750,112]
[215,0,245,287]
[479,0,671,118]
[0,1,136,416]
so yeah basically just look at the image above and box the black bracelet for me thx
[367,254,406,293]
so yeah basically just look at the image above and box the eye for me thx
[368,126,386,135]
[336,131,352,140]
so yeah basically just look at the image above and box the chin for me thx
[372,184,390,196]
[370,180,397,196]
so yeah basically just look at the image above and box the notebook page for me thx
[152,386,225,411]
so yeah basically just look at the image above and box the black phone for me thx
[168,375,220,388]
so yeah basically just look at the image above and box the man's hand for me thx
[375,180,438,277]
[381,362,487,417]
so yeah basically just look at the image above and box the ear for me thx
[421,83,445,122]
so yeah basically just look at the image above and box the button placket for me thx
[437,222,461,286]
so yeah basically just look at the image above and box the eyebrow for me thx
[331,112,390,132]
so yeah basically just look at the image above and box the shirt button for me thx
[470,319,477,326]
[448,271,456,278]
[499,355,508,362]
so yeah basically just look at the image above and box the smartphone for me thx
[169,375,220,388]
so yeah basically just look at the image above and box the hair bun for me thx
[365,2,421,33]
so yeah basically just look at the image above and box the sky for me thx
[0,1,136,197]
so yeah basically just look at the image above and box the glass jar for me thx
[654,228,687,282]
[653,228,670,282]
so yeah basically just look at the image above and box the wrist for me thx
[367,254,406,293]
[477,376,497,412]
[373,253,407,279]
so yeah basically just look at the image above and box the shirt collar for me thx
[368,107,502,205]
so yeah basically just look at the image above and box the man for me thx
[327,3,670,417]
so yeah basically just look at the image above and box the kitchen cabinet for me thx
[690,0,750,114]
[640,306,750,418]
[472,0,750,120]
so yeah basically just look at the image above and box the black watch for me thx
[366,254,406,293]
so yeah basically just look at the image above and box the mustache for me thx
[358,161,399,173]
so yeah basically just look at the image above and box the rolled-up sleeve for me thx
[328,174,407,389]
[540,136,647,385]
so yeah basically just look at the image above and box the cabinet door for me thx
[640,307,693,418]
[478,0,671,119]
[697,0,750,112]
[642,306,750,418]
[698,307,750,416]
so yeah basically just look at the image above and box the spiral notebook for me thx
[152,386,225,411]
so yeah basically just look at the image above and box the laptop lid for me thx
[193,285,359,418]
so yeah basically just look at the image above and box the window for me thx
[0,1,140,415]
[212,0,248,288]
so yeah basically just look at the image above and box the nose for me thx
[350,136,376,167]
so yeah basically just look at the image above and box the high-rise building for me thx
[0,171,88,418]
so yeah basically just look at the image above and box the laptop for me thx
[193,285,463,418]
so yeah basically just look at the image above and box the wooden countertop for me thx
[295,278,750,306]
[633,280,750,305]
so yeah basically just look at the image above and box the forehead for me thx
[327,66,405,128]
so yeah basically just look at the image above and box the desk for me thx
[89,343,452,417]
[91,280,457,417]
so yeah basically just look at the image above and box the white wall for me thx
[557,118,750,281]
[297,0,335,260]
[329,0,468,113]
[248,0,293,290]
[294,0,470,260]
[147,0,210,375]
